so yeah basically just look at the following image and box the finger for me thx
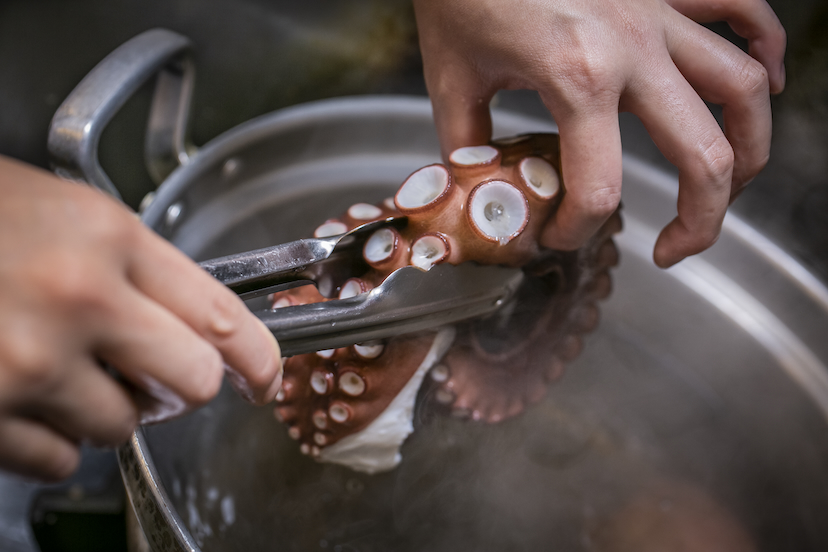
[0,417,79,482]
[668,18,772,195]
[627,60,733,268]
[96,282,225,413]
[127,232,282,405]
[423,63,495,160]
[666,0,786,93]
[538,105,623,251]
[34,360,138,447]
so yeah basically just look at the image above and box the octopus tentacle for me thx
[427,211,622,423]
[269,133,620,472]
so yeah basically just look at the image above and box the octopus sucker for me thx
[449,144,500,167]
[272,329,454,462]
[519,156,560,200]
[466,180,530,245]
[269,133,620,471]
[317,326,456,474]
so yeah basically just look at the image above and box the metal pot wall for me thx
[49,30,828,552]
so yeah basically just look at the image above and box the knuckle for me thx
[75,193,134,245]
[574,185,623,220]
[206,290,247,340]
[42,255,109,309]
[2,335,58,390]
[698,136,735,186]
[566,56,616,97]
[735,58,769,97]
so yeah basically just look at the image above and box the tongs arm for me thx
[199,218,403,299]
[198,217,524,357]
[199,237,337,298]
[257,263,523,357]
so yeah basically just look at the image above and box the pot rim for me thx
[123,94,828,551]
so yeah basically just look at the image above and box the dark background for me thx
[0,0,825,279]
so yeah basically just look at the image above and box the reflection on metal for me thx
[618,218,828,421]
[724,216,828,311]
[48,29,194,202]
[118,431,196,552]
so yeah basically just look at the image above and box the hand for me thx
[0,156,283,481]
[413,0,786,267]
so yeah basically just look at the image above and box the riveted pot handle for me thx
[48,28,195,201]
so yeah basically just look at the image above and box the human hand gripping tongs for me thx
[199,217,524,357]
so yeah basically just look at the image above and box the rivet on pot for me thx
[221,157,242,179]
[165,202,184,228]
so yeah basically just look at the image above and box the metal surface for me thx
[199,217,405,299]
[41,29,828,552]
[260,262,523,357]
[47,28,193,199]
[199,215,523,356]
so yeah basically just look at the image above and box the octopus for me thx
[270,133,621,473]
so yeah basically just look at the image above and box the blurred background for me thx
[0,1,825,550]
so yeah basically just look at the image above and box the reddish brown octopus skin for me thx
[274,330,439,457]
[270,134,621,461]
[426,212,621,423]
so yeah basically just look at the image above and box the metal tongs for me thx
[199,218,524,357]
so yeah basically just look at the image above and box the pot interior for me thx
[137,97,828,551]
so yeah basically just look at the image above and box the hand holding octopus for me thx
[413,0,786,267]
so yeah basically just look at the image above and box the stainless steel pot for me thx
[49,29,828,552]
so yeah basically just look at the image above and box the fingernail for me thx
[223,364,255,403]
[259,320,284,402]
[653,249,682,269]
[265,366,284,403]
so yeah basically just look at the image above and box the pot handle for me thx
[48,28,195,201]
